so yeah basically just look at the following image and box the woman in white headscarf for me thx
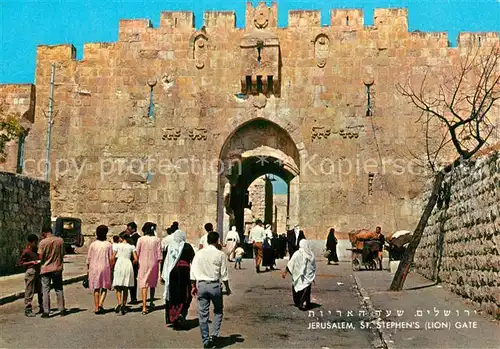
[281,239,316,310]
[161,229,195,328]
[224,226,240,261]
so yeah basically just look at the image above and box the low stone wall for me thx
[0,172,51,275]
[414,152,500,318]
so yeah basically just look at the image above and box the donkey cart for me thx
[347,240,381,271]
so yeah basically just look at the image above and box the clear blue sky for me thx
[0,0,498,194]
[1,0,498,83]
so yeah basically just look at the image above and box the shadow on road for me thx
[216,334,244,348]
[169,318,199,331]
[49,307,86,317]
[308,302,321,309]
[127,304,165,313]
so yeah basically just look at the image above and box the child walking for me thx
[18,234,43,317]
[112,233,137,315]
[234,244,245,269]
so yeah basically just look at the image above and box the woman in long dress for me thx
[162,229,195,328]
[281,239,316,310]
[224,226,240,261]
[137,222,162,314]
[326,228,339,265]
[87,225,113,314]
[112,233,137,315]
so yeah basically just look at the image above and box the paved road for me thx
[0,260,376,349]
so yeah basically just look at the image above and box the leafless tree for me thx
[390,43,500,291]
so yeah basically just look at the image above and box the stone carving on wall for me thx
[162,127,209,141]
[162,127,181,140]
[254,3,270,29]
[188,127,208,140]
[313,34,330,68]
[191,28,209,70]
[311,126,331,141]
[252,94,267,108]
[311,125,365,141]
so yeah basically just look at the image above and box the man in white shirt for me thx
[191,231,231,349]
[249,219,265,273]
[198,223,213,250]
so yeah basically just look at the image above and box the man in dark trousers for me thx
[191,231,231,349]
[38,226,67,317]
[126,222,139,304]
[286,224,306,258]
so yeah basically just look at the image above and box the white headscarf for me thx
[162,229,186,301]
[286,239,316,292]
[225,226,240,242]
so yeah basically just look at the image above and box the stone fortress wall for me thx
[0,3,498,244]
[0,172,51,275]
[414,152,500,318]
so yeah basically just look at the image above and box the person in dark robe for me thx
[287,225,306,258]
[262,235,276,271]
[326,228,339,265]
[376,226,385,270]
[125,222,139,304]
[277,234,287,259]
[162,229,195,328]
[271,233,280,262]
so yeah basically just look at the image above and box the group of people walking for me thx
[86,222,162,315]
[85,220,231,348]
[20,219,342,348]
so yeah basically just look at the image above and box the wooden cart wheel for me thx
[352,258,360,271]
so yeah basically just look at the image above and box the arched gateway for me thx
[217,118,301,240]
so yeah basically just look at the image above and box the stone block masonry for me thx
[0,172,51,276]
[1,3,498,243]
[414,152,500,318]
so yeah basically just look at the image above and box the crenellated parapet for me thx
[34,4,498,64]
[118,19,153,42]
[330,9,364,31]
[37,44,76,61]
[373,8,408,32]
[288,10,321,28]
[160,11,195,30]
[458,32,499,48]
[204,11,237,30]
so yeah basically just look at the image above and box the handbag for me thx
[323,249,331,258]
[82,275,89,289]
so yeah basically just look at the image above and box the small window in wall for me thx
[148,87,155,119]
[267,76,274,94]
[16,132,26,174]
[365,84,373,116]
[368,172,375,195]
[245,76,252,94]
[256,76,263,93]
[346,16,349,26]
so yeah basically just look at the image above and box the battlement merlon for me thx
[0,84,36,123]
[373,8,408,32]
[288,11,320,28]
[246,1,278,30]
[204,11,236,29]
[83,43,117,61]
[458,32,500,48]
[160,11,195,30]
[410,31,448,48]
[118,19,152,41]
[37,44,76,61]
[331,9,363,30]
